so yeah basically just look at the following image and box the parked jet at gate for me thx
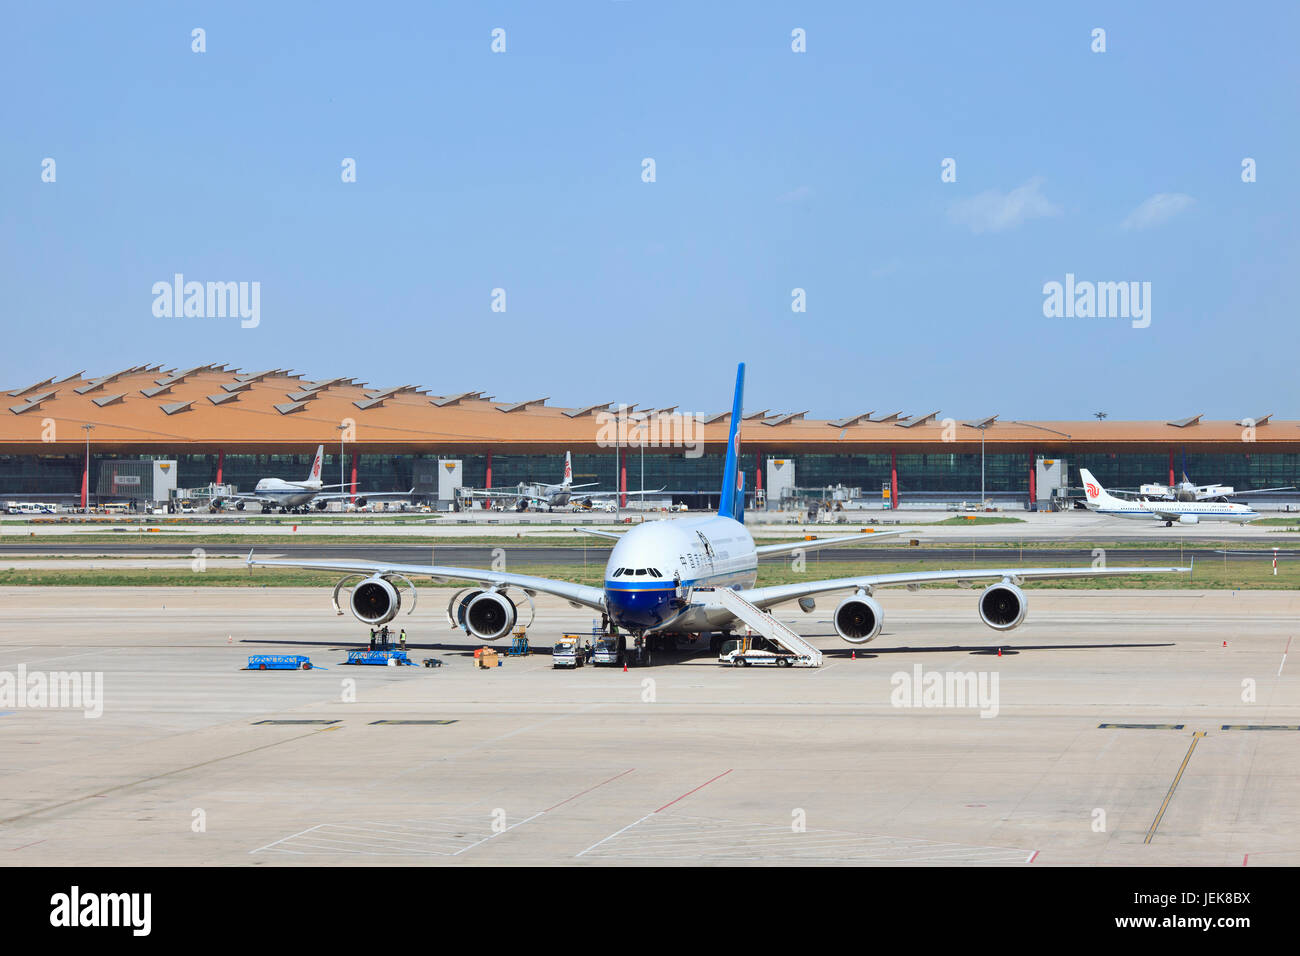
[1080,469,1259,526]
[213,445,411,514]
[248,366,1189,650]
[1135,472,1294,503]
[457,451,662,511]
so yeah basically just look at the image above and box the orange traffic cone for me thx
[623,662,628,672]
[998,647,1002,657]
[851,650,856,660]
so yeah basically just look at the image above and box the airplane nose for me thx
[605,585,674,629]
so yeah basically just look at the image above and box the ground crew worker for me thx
[369,628,376,650]
[399,628,407,649]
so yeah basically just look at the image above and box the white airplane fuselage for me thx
[603,515,758,633]
[251,477,323,509]
[1084,490,1258,524]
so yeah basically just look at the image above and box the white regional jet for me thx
[247,366,1188,650]
[1080,469,1259,526]
[213,445,411,514]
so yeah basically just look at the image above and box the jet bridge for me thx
[700,587,823,667]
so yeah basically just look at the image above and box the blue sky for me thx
[3,1,1296,420]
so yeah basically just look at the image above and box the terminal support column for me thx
[1028,449,1036,509]
[890,450,898,510]
[215,449,224,485]
[350,453,358,502]
[1168,448,1175,487]
[619,446,627,508]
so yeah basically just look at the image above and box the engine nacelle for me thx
[464,590,517,641]
[354,496,368,507]
[1178,514,1199,525]
[350,576,401,626]
[978,582,1026,631]
[833,594,883,644]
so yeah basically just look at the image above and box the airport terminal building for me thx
[2,364,1298,510]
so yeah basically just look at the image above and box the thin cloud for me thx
[1121,193,1195,230]
[948,177,1061,234]
[777,185,813,203]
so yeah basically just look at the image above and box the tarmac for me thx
[4,508,1298,542]
[0,586,1297,866]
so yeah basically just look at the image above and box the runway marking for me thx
[1242,853,1249,866]
[1279,636,1291,676]
[1145,731,1206,845]
[1220,725,1300,731]
[577,769,733,858]
[0,727,330,827]
[578,813,1030,865]
[1026,850,1039,863]
[543,768,635,812]
[253,769,635,857]
[655,769,732,813]
[1099,723,1185,730]
[368,719,458,725]
[253,719,340,725]
[451,812,543,856]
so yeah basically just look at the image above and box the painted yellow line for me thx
[1145,731,1206,844]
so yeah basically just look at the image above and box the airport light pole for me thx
[962,421,987,508]
[636,420,646,511]
[81,424,95,513]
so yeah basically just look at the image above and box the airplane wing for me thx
[573,528,625,540]
[755,529,909,557]
[212,492,269,504]
[744,564,1190,611]
[311,488,416,503]
[458,488,528,501]
[1220,486,1296,497]
[245,552,607,611]
[1145,506,1182,521]
[580,487,667,499]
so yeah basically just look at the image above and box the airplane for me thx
[457,451,664,511]
[1136,472,1294,503]
[1080,468,1259,526]
[212,445,412,514]
[247,365,1189,652]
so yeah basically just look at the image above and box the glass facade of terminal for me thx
[3,449,1298,506]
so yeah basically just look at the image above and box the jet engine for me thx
[833,594,884,644]
[350,575,402,626]
[1178,514,1199,525]
[463,590,517,641]
[978,582,1026,631]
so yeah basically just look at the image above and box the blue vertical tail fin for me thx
[717,363,745,522]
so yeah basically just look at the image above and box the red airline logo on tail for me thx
[1085,481,1100,499]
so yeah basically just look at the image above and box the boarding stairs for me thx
[702,587,823,668]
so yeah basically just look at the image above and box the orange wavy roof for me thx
[2,365,1296,455]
